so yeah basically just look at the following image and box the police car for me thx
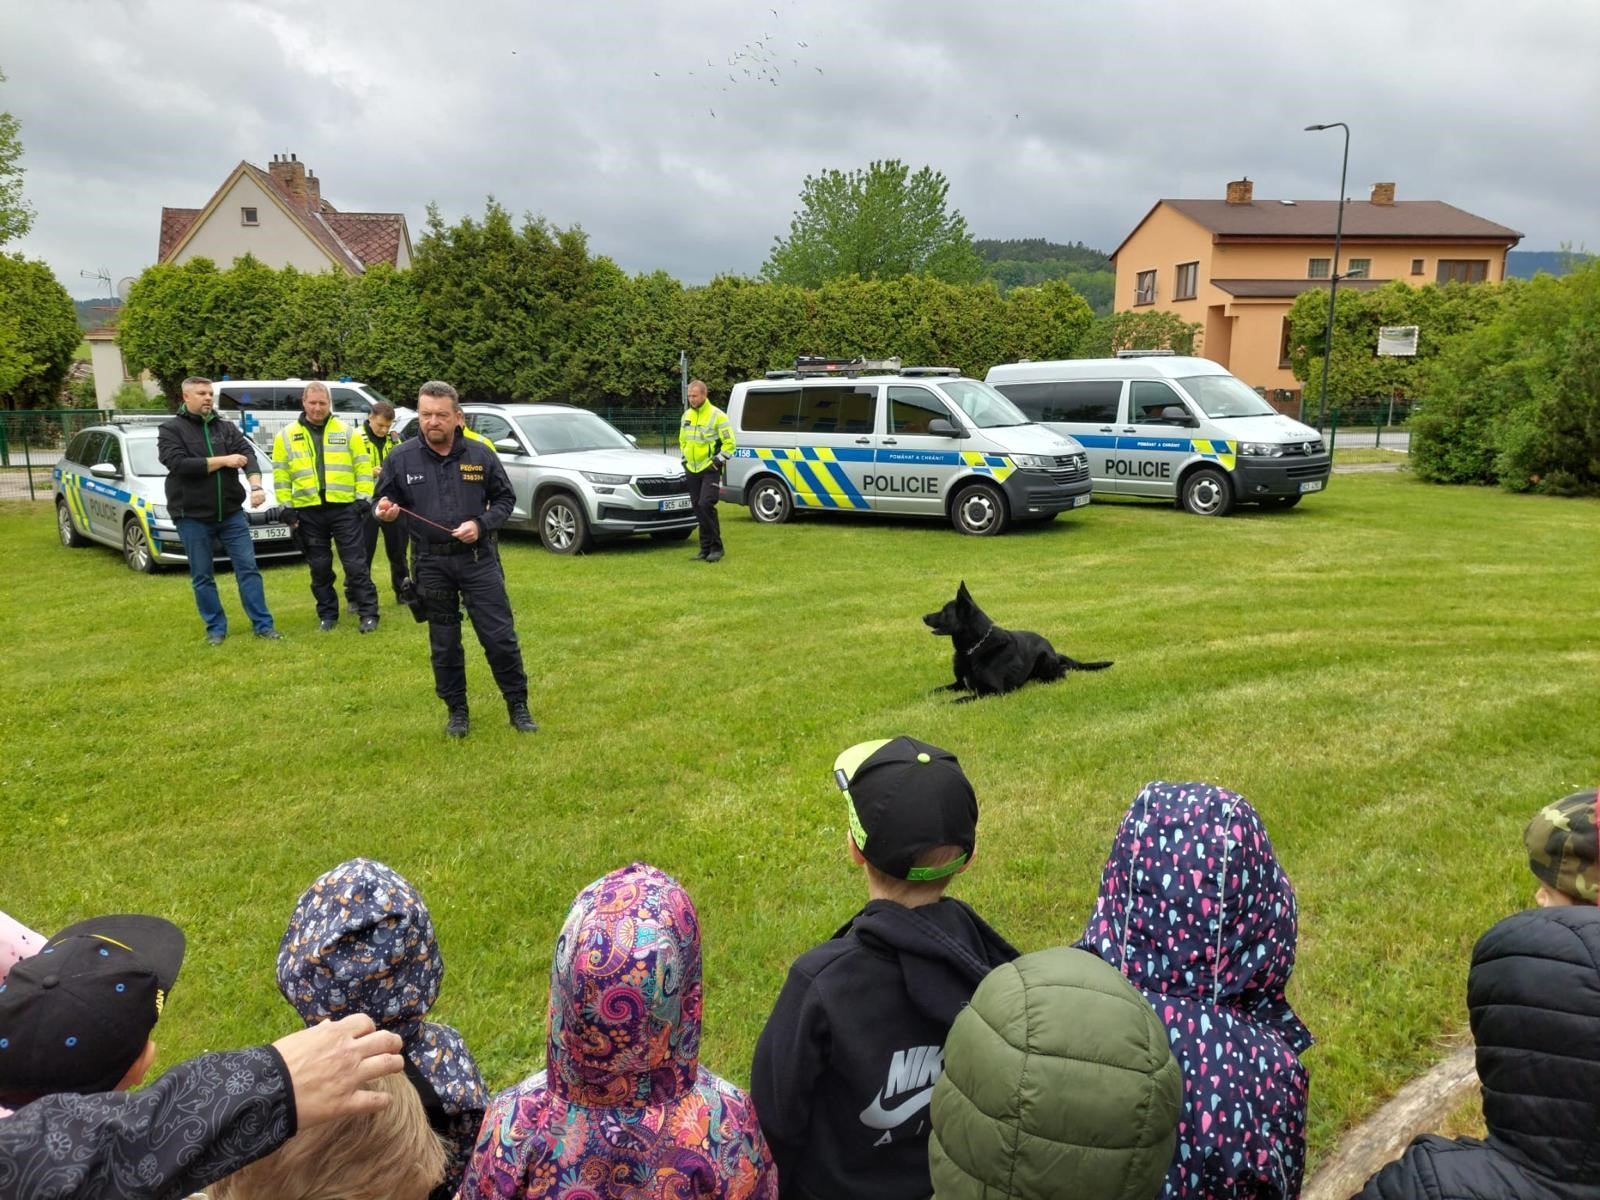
[720,357,1093,536]
[213,378,413,450]
[395,403,696,554]
[53,419,298,572]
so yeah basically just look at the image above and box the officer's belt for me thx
[415,539,476,557]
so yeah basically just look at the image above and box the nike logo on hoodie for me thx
[860,1044,943,1129]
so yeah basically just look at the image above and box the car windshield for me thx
[936,380,1032,429]
[1177,375,1277,419]
[127,438,167,477]
[364,386,390,407]
[514,411,633,454]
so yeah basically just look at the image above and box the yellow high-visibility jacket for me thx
[680,402,735,473]
[349,423,399,500]
[272,416,371,507]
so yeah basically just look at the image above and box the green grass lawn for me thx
[3,473,1596,1164]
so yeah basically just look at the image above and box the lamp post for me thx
[1304,121,1349,434]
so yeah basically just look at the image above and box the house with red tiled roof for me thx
[1109,179,1521,406]
[159,153,411,273]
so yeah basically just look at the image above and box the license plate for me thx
[1299,480,1324,493]
[1072,494,1092,508]
[660,497,691,511]
[250,525,292,541]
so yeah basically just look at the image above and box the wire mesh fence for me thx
[0,410,114,502]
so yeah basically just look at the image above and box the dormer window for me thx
[241,207,259,226]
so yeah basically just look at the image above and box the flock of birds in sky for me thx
[653,4,818,119]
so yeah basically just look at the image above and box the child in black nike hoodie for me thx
[751,736,1018,1200]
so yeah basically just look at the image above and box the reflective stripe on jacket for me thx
[272,416,370,507]
[462,426,499,454]
[680,402,735,473]
[349,424,399,499]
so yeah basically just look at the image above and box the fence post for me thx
[23,435,34,501]
[0,417,8,468]
[1328,408,1340,455]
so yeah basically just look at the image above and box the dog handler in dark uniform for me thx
[373,380,538,738]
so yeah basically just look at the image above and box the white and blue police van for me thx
[985,353,1331,516]
[213,379,412,449]
[720,357,1093,537]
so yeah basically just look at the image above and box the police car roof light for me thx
[792,355,903,378]
[899,366,961,377]
[111,414,168,426]
[1115,349,1176,358]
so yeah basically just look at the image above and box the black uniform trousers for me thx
[362,508,410,599]
[415,541,527,707]
[686,466,722,554]
[297,503,378,621]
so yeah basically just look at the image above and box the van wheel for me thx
[1179,467,1233,517]
[1260,494,1302,510]
[57,499,88,547]
[123,517,157,573]
[537,493,592,554]
[748,477,793,524]
[951,482,1009,536]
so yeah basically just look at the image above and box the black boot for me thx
[445,705,470,738]
[507,700,539,733]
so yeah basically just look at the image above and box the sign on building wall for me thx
[1377,325,1420,356]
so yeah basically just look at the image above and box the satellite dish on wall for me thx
[116,277,137,301]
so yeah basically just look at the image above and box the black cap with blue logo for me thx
[0,914,185,1098]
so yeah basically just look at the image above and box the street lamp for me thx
[1304,121,1349,434]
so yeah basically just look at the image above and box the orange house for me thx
[1109,179,1521,405]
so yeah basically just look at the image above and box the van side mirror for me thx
[89,462,122,480]
[927,418,962,437]
[625,433,639,446]
[1160,406,1199,427]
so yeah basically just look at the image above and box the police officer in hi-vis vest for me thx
[373,380,536,739]
[349,400,408,606]
[679,379,736,562]
[271,381,380,633]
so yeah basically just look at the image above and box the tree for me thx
[0,253,78,409]
[1075,310,1200,358]
[762,160,984,287]
[0,69,35,247]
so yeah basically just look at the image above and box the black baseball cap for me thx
[0,914,185,1097]
[834,736,978,881]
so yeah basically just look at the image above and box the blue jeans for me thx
[176,510,274,636]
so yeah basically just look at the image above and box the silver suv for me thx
[397,403,695,554]
[53,419,298,572]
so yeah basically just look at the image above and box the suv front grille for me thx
[1046,454,1089,485]
[634,476,688,498]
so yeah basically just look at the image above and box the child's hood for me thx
[849,897,1019,1027]
[277,857,443,1033]
[1080,782,1311,1050]
[547,862,702,1109]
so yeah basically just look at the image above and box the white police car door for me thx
[81,431,124,541]
[875,386,962,516]
[1114,380,1192,498]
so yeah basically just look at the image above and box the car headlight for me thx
[153,503,170,520]
[1011,454,1051,470]
[580,471,630,485]
[1238,442,1285,457]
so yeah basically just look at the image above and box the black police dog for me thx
[923,582,1112,701]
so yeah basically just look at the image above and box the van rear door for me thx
[991,378,1125,493]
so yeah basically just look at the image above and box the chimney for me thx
[305,169,321,210]
[268,152,310,208]
[1370,181,1396,206]
[1225,177,1253,205]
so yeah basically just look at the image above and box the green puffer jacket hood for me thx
[929,947,1181,1200]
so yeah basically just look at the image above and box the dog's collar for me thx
[969,624,998,653]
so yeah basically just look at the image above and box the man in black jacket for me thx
[1354,905,1600,1200]
[156,377,281,644]
[751,736,1018,1200]
[374,381,536,738]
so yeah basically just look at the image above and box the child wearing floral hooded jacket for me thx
[1078,781,1314,1200]
[277,858,488,1200]
[456,861,777,1200]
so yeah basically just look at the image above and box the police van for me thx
[212,379,412,449]
[984,353,1330,515]
[720,357,1093,536]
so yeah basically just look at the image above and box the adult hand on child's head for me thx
[272,1014,404,1128]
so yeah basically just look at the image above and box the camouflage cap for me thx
[1524,790,1598,903]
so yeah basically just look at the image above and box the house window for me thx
[241,206,259,225]
[1345,258,1371,279]
[1307,258,1331,279]
[1174,261,1198,301]
[1134,270,1156,305]
[1280,317,1294,369]
[1437,259,1489,284]
[1411,258,1425,275]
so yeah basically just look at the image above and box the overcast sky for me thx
[5,0,1597,300]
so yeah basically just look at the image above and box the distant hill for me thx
[972,238,1116,314]
[973,238,1111,271]
[75,298,122,331]
[1506,250,1593,279]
